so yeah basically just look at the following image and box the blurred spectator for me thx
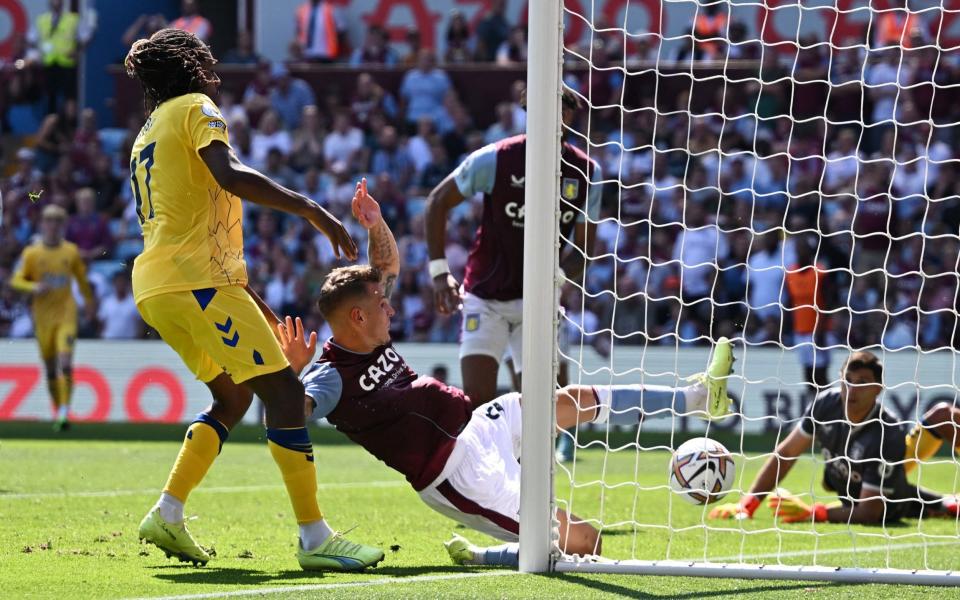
[692,2,727,61]
[407,117,435,175]
[350,24,398,66]
[34,99,77,172]
[415,143,452,194]
[251,109,292,166]
[672,200,729,338]
[785,235,832,390]
[350,72,398,126]
[873,0,923,49]
[822,128,861,194]
[242,62,275,125]
[29,0,95,113]
[290,105,325,172]
[323,111,364,170]
[745,229,785,341]
[262,147,299,190]
[269,62,316,129]
[371,126,414,191]
[121,13,167,48]
[400,30,422,67]
[495,26,527,65]
[445,10,473,63]
[170,0,211,43]
[67,188,113,262]
[97,271,143,339]
[293,0,347,63]
[222,29,263,65]
[400,50,452,129]
[484,102,520,144]
[476,0,510,62]
[4,68,45,135]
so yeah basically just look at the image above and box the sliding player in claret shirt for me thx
[709,351,960,524]
[425,87,601,462]
[11,205,96,432]
[123,28,382,570]
[280,179,734,567]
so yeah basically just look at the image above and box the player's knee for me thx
[565,523,602,556]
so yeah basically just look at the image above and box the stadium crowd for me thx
[1,1,959,357]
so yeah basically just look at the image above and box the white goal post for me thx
[519,0,960,586]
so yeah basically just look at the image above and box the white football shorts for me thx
[418,393,522,542]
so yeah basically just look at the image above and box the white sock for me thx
[156,492,184,523]
[300,518,334,551]
[683,381,708,413]
[57,404,69,420]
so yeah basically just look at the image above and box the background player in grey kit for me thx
[710,350,960,523]
[424,87,602,409]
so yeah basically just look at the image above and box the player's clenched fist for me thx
[708,495,760,520]
[767,488,828,523]
[433,273,462,315]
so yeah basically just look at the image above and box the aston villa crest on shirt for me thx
[561,177,579,200]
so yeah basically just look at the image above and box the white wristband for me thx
[429,258,450,279]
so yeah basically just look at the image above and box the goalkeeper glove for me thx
[767,488,828,523]
[708,495,761,520]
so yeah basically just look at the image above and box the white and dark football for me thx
[669,437,736,505]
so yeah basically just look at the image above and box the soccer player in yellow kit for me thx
[125,28,383,570]
[11,205,95,431]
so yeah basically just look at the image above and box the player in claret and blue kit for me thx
[280,179,735,566]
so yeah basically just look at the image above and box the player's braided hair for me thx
[317,265,383,319]
[124,28,218,109]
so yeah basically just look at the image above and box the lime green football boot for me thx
[692,336,735,420]
[444,534,475,565]
[138,507,210,567]
[297,532,385,571]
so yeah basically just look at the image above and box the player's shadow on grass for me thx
[150,566,321,585]
[551,573,862,598]
[150,564,470,585]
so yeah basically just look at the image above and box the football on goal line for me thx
[669,437,736,506]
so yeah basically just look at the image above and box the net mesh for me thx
[553,0,960,574]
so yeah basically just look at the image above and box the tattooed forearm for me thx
[368,218,400,289]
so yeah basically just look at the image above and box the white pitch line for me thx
[686,539,960,563]
[0,480,405,500]
[127,570,519,600]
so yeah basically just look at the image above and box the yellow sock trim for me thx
[163,422,222,502]
[904,425,943,475]
[268,440,323,524]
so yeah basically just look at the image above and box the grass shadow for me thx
[150,564,481,586]
[549,573,859,598]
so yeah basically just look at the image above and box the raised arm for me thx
[199,140,357,261]
[352,178,400,298]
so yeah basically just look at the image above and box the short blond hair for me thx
[316,265,382,319]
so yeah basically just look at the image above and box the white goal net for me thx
[522,0,960,585]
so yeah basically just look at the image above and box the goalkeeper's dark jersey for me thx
[796,388,914,513]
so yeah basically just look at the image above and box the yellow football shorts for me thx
[35,317,76,360]
[137,285,288,384]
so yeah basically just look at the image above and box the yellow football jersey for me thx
[129,92,247,304]
[11,240,92,322]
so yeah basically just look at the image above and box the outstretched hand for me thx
[276,315,318,375]
[351,177,382,230]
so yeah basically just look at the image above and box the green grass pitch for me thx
[1,423,958,599]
